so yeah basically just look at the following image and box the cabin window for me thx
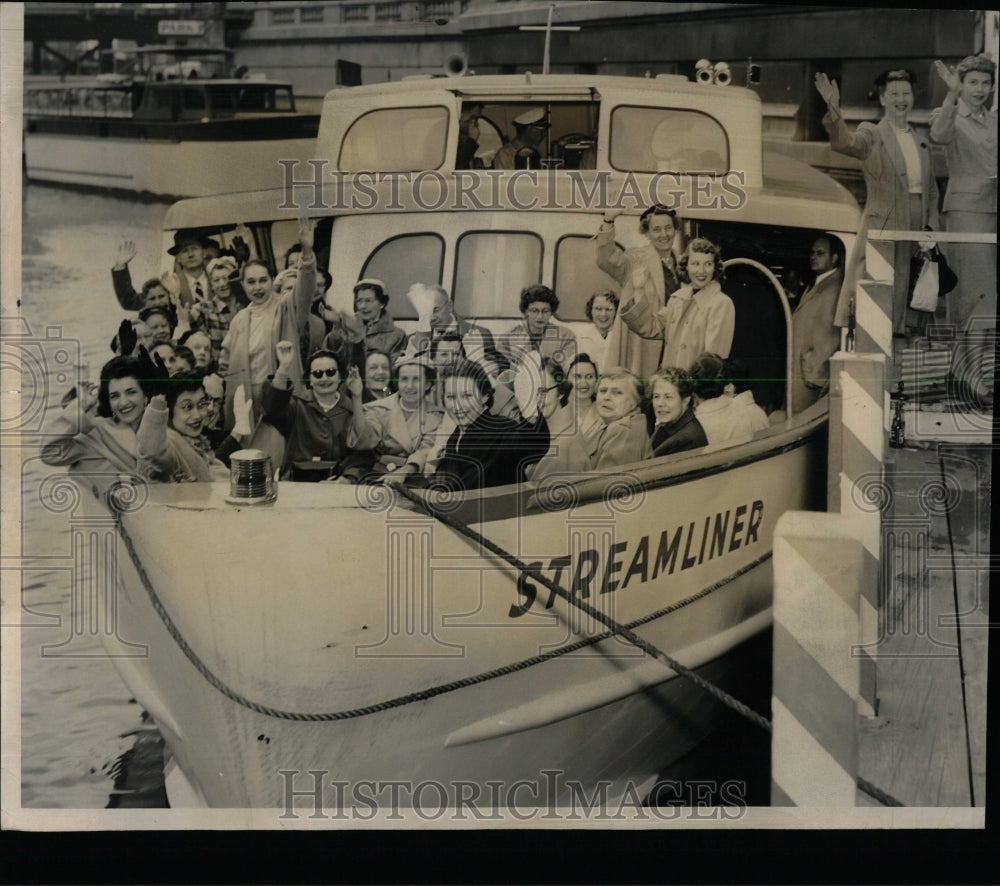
[553,235,621,322]
[459,100,599,170]
[360,233,445,320]
[453,232,543,319]
[339,106,449,173]
[609,106,729,175]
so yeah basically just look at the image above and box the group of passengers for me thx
[815,55,996,409]
[43,195,803,495]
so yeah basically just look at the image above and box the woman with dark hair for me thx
[596,204,682,378]
[646,367,707,457]
[688,352,754,447]
[261,342,362,482]
[567,353,603,439]
[433,359,550,490]
[931,55,997,408]
[526,356,593,482]
[41,355,148,476]
[137,376,228,482]
[815,68,939,337]
[346,351,447,484]
[574,289,620,373]
[497,284,577,371]
[217,221,316,433]
[362,349,394,402]
[619,237,735,371]
[587,366,652,469]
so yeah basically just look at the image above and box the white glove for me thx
[232,384,254,437]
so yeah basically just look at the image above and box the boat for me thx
[75,70,862,811]
[23,46,320,199]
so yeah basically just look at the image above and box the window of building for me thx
[609,106,729,175]
[339,106,449,172]
[300,5,325,23]
[453,232,543,319]
[270,7,296,25]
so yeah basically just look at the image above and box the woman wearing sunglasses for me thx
[260,341,366,481]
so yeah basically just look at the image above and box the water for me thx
[17,184,170,808]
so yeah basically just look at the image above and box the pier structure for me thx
[771,224,991,809]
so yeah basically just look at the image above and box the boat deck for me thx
[856,441,991,807]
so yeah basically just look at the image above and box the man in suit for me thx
[790,236,846,413]
[407,283,508,376]
[111,229,217,314]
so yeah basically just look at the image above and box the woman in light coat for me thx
[815,69,940,337]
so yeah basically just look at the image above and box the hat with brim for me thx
[168,228,217,255]
[514,107,550,128]
[394,350,435,373]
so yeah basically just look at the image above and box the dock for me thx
[856,441,990,807]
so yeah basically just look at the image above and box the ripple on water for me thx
[18,184,169,809]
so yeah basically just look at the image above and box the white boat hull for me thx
[24,133,316,199]
[92,418,825,809]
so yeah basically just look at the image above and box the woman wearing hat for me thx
[596,204,683,380]
[931,55,997,408]
[815,68,940,338]
[332,278,407,363]
[344,350,447,483]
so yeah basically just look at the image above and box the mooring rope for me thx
[112,483,906,807]
[394,484,909,809]
[393,484,773,733]
[111,505,748,722]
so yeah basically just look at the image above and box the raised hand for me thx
[602,209,624,223]
[160,270,182,300]
[933,60,960,93]
[275,339,296,369]
[231,223,253,264]
[113,238,137,270]
[298,206,316,251]
[814,72,840,109]
[345,364,364,398]
[232,384,254,437]
[136,345,171,396]
[116,318,138,356]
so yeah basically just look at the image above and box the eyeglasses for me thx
[537,384,561,395]
[311,368,339,379]
[526,307,552,317]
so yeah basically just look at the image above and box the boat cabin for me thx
[318,74,763,187]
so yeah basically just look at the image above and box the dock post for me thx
[771,511,868,806]
[827,241,892,719]
[828,351,885,717]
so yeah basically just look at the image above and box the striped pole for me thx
[828,351,884,717]
[771,510,867,806]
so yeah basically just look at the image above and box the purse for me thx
[908,246,958,313]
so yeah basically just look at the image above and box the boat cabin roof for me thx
[316,73,767,186]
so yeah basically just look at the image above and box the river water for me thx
[17,183,170,808]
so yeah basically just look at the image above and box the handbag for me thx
[908,246,958,313]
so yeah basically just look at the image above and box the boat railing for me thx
[25,85,134,119]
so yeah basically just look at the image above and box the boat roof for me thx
[323,72,757,103]
[163,156,859,233]
[130,46,235,57]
